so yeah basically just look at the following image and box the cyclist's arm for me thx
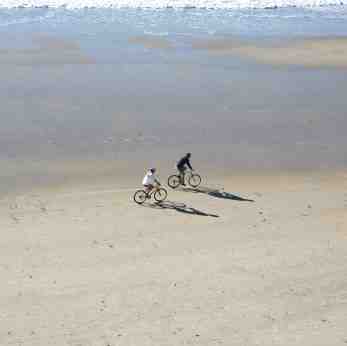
[187,160,193,170]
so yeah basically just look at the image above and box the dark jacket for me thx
[177,155,192,170]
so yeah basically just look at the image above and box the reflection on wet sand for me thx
[129,35,172,49]
[0,34,93,65]
[192,37,347,68]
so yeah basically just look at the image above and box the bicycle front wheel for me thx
[133,190,147,204]
[154,188,168,202]
[188,174,201,188]
[168,175,180,189]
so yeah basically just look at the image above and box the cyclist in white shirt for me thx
[142,168,160,195]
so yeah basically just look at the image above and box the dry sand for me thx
[1,170,347,345]
[192,37,347,68]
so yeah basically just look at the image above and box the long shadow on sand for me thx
[180,186,254,202]
[144,200,219,218]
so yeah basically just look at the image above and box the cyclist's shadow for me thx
[180,186,254,202]
[144,200,219,218]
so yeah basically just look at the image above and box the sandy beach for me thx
[1,170,347,345]
[1,18,347,345]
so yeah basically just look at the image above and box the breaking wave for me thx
[0,0,345,9]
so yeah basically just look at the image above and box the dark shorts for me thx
[177,166,186,173]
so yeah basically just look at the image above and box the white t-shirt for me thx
[142,171,156,185]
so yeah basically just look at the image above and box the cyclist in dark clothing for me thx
[177,153,193,185]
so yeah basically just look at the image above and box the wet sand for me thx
[1,33,347,198]
[0,34,93,65]
[129,35,172,49]
[192,36,347,68]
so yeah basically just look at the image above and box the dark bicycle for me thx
[133,185,168,204]
[167,170,202,189]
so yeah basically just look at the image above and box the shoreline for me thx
[1,154,346,200]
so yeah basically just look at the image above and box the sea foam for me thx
[0,0,345,9]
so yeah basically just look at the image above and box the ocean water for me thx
[0,0,346,8]
[1,5,347,37]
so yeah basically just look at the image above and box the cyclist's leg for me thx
[143,184,154,196]
[178,166,186,185]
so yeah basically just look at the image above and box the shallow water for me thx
[1,6,347,37]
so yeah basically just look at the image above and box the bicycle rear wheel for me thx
[188,174,201,188]
[168,175,180,189]
[133,190,147,204]
[154,188,168,202]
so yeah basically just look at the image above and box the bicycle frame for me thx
[145,184,161,197]
[181,169,193,182]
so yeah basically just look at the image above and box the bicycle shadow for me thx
[180,186,254,202]
[143,200,219,218]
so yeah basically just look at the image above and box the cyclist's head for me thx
[186,152,191,158]
[150,168,156,173]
